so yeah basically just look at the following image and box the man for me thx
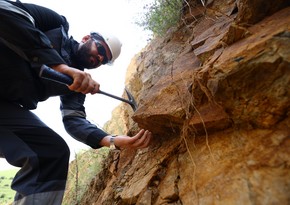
[0,0,152,204]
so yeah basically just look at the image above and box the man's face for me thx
[75,39,99,69]
[75,38,112,69]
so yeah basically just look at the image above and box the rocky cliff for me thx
[80,0,290,204]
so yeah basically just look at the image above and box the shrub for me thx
[136,0,183,36]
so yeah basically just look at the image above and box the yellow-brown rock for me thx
[80,0,290,204]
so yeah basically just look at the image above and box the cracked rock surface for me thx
[78,1,290,204]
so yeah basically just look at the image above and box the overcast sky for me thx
[0,0,152,170]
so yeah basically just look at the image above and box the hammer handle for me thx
[39,65,73,85]
[39,65,134,104]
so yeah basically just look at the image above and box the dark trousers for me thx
[0,101,70,204]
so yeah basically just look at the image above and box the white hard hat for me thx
[103,34,122,63]
[90,32,122,64]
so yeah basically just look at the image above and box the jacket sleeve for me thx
[0,2,67,66]
[60,92,109,149]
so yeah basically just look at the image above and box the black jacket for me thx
[0,0,108,148]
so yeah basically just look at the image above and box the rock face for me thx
[80,0,290,204]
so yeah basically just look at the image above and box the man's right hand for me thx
[51,64,100,94]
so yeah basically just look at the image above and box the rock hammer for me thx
[39,65,138,111]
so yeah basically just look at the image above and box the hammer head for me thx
[125,88,138,111]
